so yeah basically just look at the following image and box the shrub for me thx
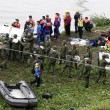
[91,15,110,27]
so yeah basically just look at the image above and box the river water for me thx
[0,0,110,31]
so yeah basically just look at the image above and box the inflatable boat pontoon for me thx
[0,80,37,107]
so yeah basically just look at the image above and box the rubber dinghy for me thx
[0,80,37,107]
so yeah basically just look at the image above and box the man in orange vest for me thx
[12,19,20,28]
[84,17,93,32]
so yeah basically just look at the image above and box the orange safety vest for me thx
[45,23,51,30]
[84,19,90,23]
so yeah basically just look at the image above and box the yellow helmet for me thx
[65,10,68,13]
[76,10,79,13]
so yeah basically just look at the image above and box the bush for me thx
[91,15,110,27]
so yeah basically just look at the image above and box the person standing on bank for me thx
[78,15,84,39]
[83,59,91,88]
[74,10,81,33]
[36,21,41,45]
[96,54,110,85]
[30,62,42,87]
[64,12,71,36]
[12,19,20,28]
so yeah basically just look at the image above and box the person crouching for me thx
[30,62,41,87]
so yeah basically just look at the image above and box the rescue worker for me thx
[60,50,73,78]
[30,62,42,87]
[29,15,35,27]
[48,46,58,73]
[55,13,61,22]
[42,16,46,23]
[63,10,68,31]
[83,17,93,32]
[59,40,68,64]
[28,23,34,33]
[21,39,31,66]
[27,32,34,52]
[45,36,52,55]
[19,29,28,59]
[12,19,20,28]
[84,46,92,62]
[55,13,61,35]
[43,19,52,42]
[77,46,92,79]
[0,33,10,60]
[83,59,91,88]
[64,12,71,36]
[46,15,53,36]
[11,34,19,60]
[96,54,110,85]
[46,15,51,22]
[104,36,110,51]
[23,29,29,38]
[78,15,84,39]
[54,16,60,39]
[72,45,79,69]
[39,19,44,42]
[74,10,81,33]
[37,42,46,62]
[36,21,41,45]
[24,18,30,30]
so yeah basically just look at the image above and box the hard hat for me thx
[65,10,68,13]
[76,10,79,13]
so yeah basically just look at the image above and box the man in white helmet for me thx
[30,62,42,87]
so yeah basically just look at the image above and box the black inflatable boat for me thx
[0,80,37,107]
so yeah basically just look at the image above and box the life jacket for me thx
[105,39,110,46]
[45,23,51,30]
[40,20,45,25]
[12,22,20,28]
[84,19,90,23]
[46,18,51,22]
[29,19,35,27]
[78,19,83,27]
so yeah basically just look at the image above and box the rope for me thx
[2,48,110,70]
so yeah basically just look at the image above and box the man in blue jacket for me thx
[36,21,41,45]
[30,62,41,87]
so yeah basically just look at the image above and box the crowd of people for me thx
[0,32,109,88]
[0,10,109,89]
[10,10,93,44]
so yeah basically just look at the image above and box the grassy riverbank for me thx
[0,58,110,110]
[0,20,110,110]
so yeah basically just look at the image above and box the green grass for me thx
[0,29,110,110]
[0,60,110,110]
